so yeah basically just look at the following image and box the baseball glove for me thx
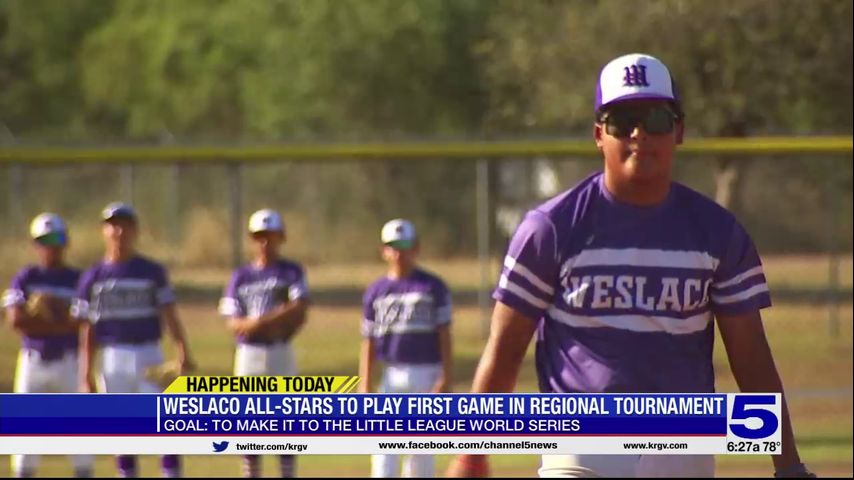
[25,292,70,323]
[144,360,185,389]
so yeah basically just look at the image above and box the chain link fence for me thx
[1,143,851,334]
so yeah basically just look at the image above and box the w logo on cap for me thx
[623,65,649,87]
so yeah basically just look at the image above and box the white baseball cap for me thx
[248,208,285,233]
[381,219,416,248]
[30,212,68,245]
[595,53,681,115]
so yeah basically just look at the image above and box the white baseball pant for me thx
[12,349,94,477]
[538,453,715,477]
[98,342,164,393]
[234,342,298,478]
[371,363,442,478]
[233,342,298,376]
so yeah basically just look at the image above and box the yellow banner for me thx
[163,376,360,394]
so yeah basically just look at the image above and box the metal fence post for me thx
[476,158,491,338]
[170,163,183,244]
[121,163,135,205]
[229,162,244,269]
[827,172,840,336]
[1,124,23,230]
[7,164,24,228]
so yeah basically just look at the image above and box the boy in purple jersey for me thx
[3,213,94,478]
[73,202,195,478]
[218,208,309,478]
[359,219,453,478]
[448,54,813,478]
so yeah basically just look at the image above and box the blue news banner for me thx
[0,394,782,455]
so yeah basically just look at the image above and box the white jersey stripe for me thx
[289,282,309,300]
[70,299,89,319]
[372,291,433,306]
[547,306,712,335]
[2,289,24,308]
[498,275,551,310]
[90,307,159,322]
[714,266,765,289]
[711,283,770,305]
[218,298,241,317]
[371,323,441,336]
[504,256,555,295]
[360,320,372,337]
[92,279,154,291]
[562,248,720,273]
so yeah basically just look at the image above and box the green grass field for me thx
[0,255,851,477]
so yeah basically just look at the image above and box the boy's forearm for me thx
[161,305,192,363]
[729,347,801,469]
[718,310,803,472]
[439,325,453,384]
[359,338,375,393]
[471,304,536,393]
[167,320,190,352]
[162,306,188,344]
[78,322,95,382]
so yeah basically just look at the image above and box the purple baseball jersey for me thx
[494,172,771,394]
[71,256,175,345]
[362,268,452,365]
[2,265,80,360]
[218,259,309,344]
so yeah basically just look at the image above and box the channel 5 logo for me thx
[212,441,230,453]
[728,394,780,439]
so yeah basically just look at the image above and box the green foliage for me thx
[2,0,850,138]
[479,0,853,136]
[0,0,114,138]
[241,0,489,139]
[1,0,489,140]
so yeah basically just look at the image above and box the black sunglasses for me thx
[599,106,679,138]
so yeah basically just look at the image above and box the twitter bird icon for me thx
[212,441,229,453]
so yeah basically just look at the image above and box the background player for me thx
[73,202,195,478]
[2,213,94,478]
[218,208,310,478]
[359,219,452,478]
[446,54,814,478]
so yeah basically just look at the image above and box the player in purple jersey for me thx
[448,54,813,478]
[359,219,453,478]
[218,208,309,478]
[73,202,195,478]
[3,213,94,478]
